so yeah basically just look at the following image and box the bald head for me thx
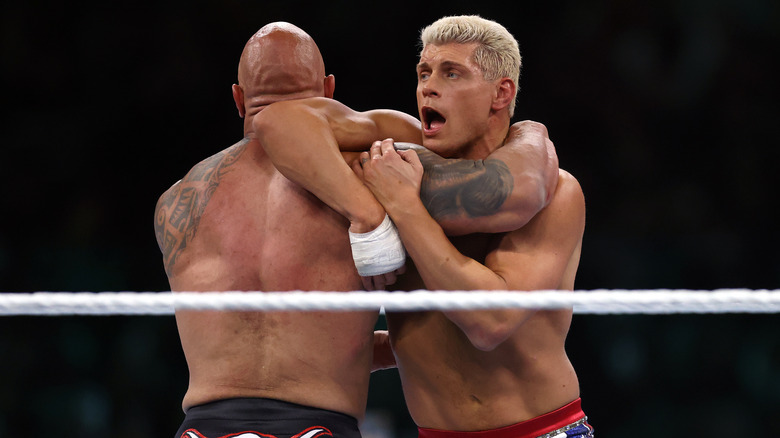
[237,22,328,102]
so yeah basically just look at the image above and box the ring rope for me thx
[1,289,780,316]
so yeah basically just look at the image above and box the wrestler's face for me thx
[416,42,498,158]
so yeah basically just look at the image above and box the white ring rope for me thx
[1,290,780,316]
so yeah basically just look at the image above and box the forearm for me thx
[497,120,560,213]
[389,200,535,350]
[389,199,505,291]
[254,101,384,229]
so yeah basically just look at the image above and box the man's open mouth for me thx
[422,107,446,131]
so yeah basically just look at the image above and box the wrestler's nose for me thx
[420,80,439,98]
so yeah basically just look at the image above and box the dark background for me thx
[2,0,779,436]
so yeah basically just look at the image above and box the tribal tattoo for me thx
[154,140,248,276]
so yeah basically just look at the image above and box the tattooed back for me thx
[153,137,377,417]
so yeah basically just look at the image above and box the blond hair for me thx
[420,15,521,117]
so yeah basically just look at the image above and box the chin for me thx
[422,138,443,154]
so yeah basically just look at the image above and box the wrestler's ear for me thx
[232,84,246,118]
[491,78,515,112]
[324,74,335,99]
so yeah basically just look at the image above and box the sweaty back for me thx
[156,138,361,292]
[154,141,373,416]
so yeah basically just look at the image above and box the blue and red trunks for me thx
[417,398,592,438]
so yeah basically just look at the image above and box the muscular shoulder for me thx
[551,170,584,214]
[539,169,585,235]
[153,139,250,276]
[500,170,584,240]
[154,180,183,251]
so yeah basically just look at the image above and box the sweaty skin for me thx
[154,23,378,419]
[359,36,587,431]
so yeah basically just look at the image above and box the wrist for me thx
[347,198,386,234]
[386,196,427,230]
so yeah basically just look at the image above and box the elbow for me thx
[459,310,537,351]
[531,158,560,209]
[512,173,550,225]
[252,109,278,144]
[254,101,301,138]
[252,102,280,132]
[526,172,550,211]
[437,218,472,237]
[464,323,514,352]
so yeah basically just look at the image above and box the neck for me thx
[243,116,257,139]
[462,114,511,160]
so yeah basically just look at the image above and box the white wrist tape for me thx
[349,214,406,276]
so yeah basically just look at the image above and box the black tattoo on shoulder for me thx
[415,149,513,220]
[154,140,248,276]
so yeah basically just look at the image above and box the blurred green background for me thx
[1,0,778,436]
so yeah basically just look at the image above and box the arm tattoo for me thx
[154,140,248,276]
[415,148,513,220]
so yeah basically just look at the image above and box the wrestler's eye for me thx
[446,71,459,79]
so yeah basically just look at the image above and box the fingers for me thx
[363,274,387,291]
[379,269,401,288]
[357,138,427,172]
[351,156,366,179]
[380,139,395,155]
[361,264,406,291]
[369,140,389,160]
[364,139,397,164]
[382,262,407,286]
[369,141,381,160]
[398,149,421,167]
[516,120,549,139]
[382,272,396,287]
[357,151,370,167]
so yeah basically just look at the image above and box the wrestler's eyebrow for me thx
[439,60,467,71]
[417,60,468,72]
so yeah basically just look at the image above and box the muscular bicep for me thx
[325,106,422,151]
[256,98,421,152]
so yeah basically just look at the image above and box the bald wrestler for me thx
[358,16,593,438]
[154,22,420,438]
